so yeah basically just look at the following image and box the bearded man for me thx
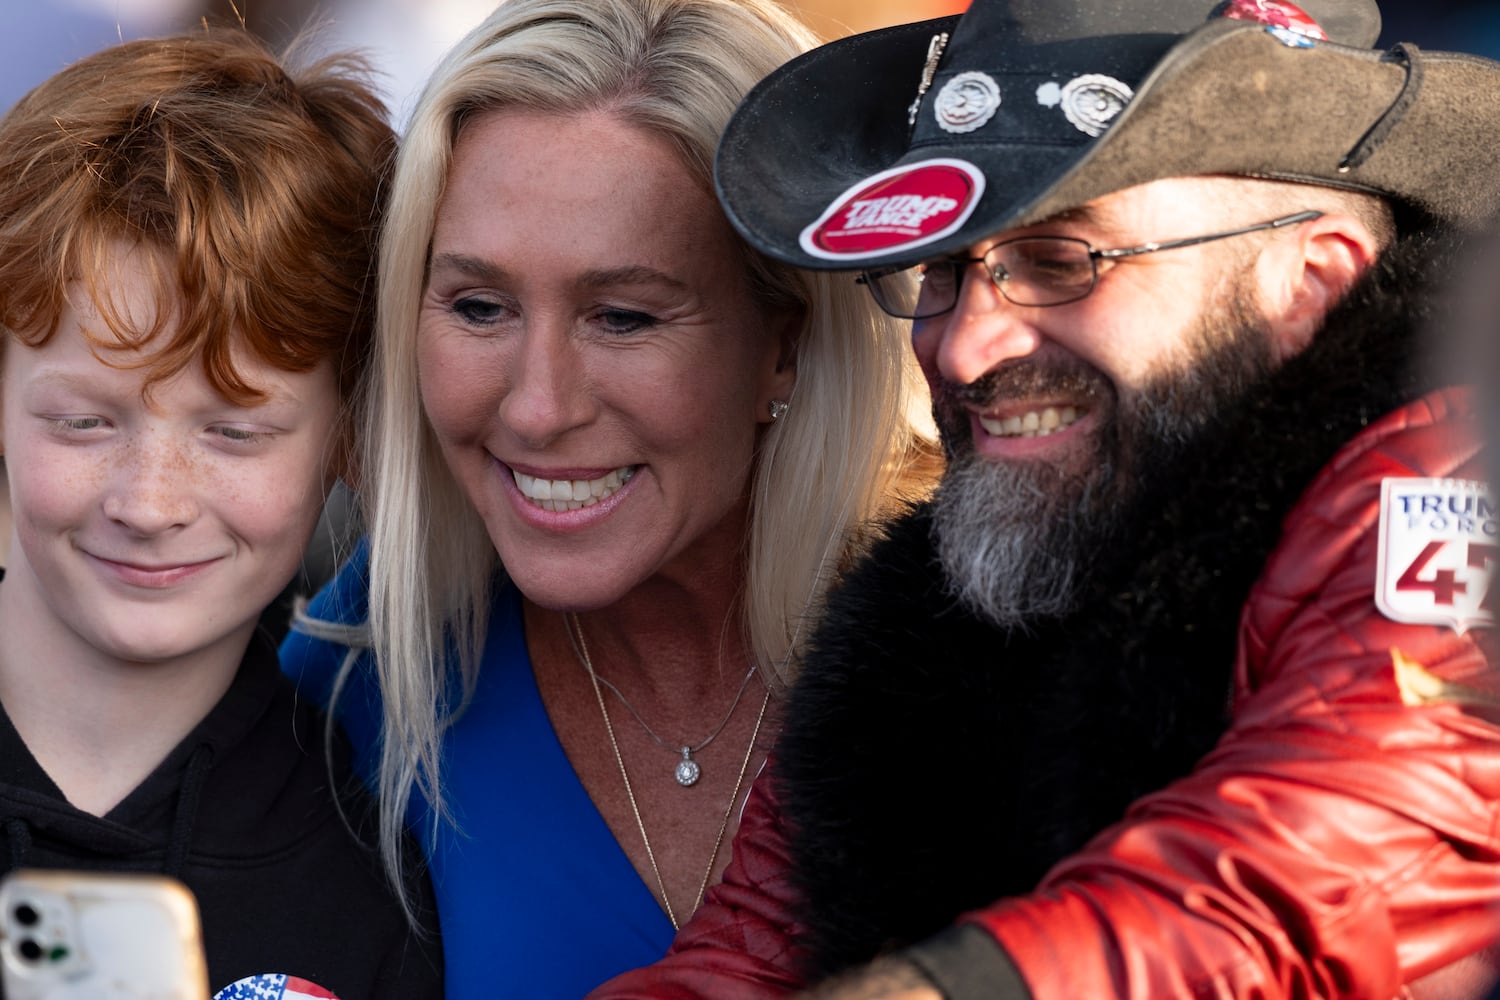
[593,0,1500,998]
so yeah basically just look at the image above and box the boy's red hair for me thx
[0,27,394,409]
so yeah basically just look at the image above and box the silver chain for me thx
[566,612,759,787]
[566,612,769,929]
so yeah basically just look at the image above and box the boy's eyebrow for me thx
[24,370,109,393]
[25,367,306,410]
[21,368,145,407]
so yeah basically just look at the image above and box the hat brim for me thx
[717,17,1500,271]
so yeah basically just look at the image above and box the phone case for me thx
[0,869,209,1000]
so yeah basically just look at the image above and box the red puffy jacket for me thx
[594,389,1500,1000]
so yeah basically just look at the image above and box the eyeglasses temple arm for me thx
[1092,210,1326,260]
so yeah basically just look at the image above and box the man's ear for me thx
[1253,213,1380,362]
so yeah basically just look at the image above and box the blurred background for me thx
[5,0,1498,124]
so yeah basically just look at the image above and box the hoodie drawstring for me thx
[163,743,214,878]
[2,817,32,874]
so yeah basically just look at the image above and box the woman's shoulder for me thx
[279,538,373,706]
[304,537,373,626]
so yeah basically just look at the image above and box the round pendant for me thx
[675,757,701,787]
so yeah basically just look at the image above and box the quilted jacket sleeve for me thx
[909,389,1500,999]
[593,391,1500,1000]
[587,774,811,998]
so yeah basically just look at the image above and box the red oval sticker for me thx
[799,158,985,261]
[1219,0,1327,40]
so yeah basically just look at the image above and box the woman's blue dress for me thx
[279,543,674,998]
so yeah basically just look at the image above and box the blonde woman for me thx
[281,0,937,994]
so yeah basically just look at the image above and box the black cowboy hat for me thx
[714,0,1500,271]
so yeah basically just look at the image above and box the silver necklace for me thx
[565,612,758,787]
[566,612,769,930]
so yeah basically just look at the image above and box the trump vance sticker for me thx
[799,158,985,262]
[1375,477,1496,633]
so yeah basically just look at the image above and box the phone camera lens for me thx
[12,903,38,927]
[16,938,42,962]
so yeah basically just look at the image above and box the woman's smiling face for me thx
[417,109,794,610]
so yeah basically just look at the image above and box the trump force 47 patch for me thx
[1376,477,1496,633]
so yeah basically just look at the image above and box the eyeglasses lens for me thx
[860,268,921,319]
[859,237,1099,318]
[991,238,1096,307]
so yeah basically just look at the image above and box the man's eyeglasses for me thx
[856,210,1324,320]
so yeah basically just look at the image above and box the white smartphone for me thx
[0,869,209,1000]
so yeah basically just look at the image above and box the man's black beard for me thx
[930,289,1276,629]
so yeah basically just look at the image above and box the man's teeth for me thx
[978,406,1082,438]
[513,467,636,512]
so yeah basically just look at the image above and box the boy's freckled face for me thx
[0,246,341,666]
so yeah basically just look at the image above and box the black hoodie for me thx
[0,589,442,998]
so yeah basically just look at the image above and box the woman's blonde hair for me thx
[353,0,936,885]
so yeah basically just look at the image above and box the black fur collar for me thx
[776,229,1462,978]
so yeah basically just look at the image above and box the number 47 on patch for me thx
[1376,478,1497,633]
